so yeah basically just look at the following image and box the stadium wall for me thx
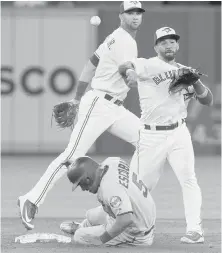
[1,6,221,155]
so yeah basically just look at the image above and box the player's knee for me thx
[182,176,200,189]
[86,206,107,226]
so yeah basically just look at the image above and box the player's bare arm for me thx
[52,57,99,129]
[73,56,98,102]
[193,79,213,106]
[100,212,134,243]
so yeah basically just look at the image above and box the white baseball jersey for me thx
[129,56,203,234]
[97,157,156,234]
[133,56,195,125]
[91,28,138,101]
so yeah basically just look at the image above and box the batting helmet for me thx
[66,156,99,191]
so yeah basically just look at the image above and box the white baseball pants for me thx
[24,90,140,207]
[130,122,203,234]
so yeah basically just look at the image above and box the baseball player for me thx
[60,156,156,246]
[18,1,145,230]
[118,27,213,244]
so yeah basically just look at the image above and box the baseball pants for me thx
[23,90,140,207]
[74,206,154,246]
[130,122,202,233]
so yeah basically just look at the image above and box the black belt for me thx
[144,225,154,236]
[104,94,123,106]
[144,119,185,131]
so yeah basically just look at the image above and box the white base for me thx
[15,233,71,244]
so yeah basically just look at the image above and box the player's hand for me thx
[126,69,138,88]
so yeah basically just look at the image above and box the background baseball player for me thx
[59,156,156,246]
[18,1,145,230]
[119,27,213,244]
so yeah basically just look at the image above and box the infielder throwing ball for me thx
[60,156,156,246]
[18,1,145,230]
[119,27,213,244]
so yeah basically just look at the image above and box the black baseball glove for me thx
[52,101,78,129]
[169,67,204,94]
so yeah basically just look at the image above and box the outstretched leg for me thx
[60,206,107,235]
[18,95,114,230]
[168,125,203,243]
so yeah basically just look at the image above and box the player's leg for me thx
[60,205,108,235]
[108,107,140,147]
[18,92,115,230]
[73,211,154,246]
[167,124,203,243]
[84,205,108,226]
[73,224,106,245]
[129,127,167,191]
[108,108,167,189]
[73,215,136,246]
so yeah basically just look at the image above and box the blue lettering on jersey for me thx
[152,70,176,85]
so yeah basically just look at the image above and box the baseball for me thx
[90,16,101,26]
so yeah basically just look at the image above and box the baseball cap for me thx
[120,1,145,14]
[155,27,180,44]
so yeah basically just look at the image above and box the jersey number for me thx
[132,172,148,198]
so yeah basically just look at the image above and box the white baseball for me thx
[90,16,101,26]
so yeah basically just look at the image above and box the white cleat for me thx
[60,221,80,235]
[17,196,37,230]
[180,231,204,244]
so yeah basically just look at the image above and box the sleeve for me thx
[94,42,104,59]
[89,42,105,67]
[131,58,147,76]
[106,35,137,65]
[104,184,133,217]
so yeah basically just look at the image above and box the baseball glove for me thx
[52,101,78,129]
[168,67,204,94]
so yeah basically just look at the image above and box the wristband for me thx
[99,231,113,243]
[196,88,208,98]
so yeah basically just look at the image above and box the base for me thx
[15,233,72,244]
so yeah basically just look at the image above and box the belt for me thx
[144,119,185,131]
[104,94,123,106]
[144,225,154,236]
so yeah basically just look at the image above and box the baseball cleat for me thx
[17,196,37,230]
[180,231,204,244]
[60,221,80,235]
